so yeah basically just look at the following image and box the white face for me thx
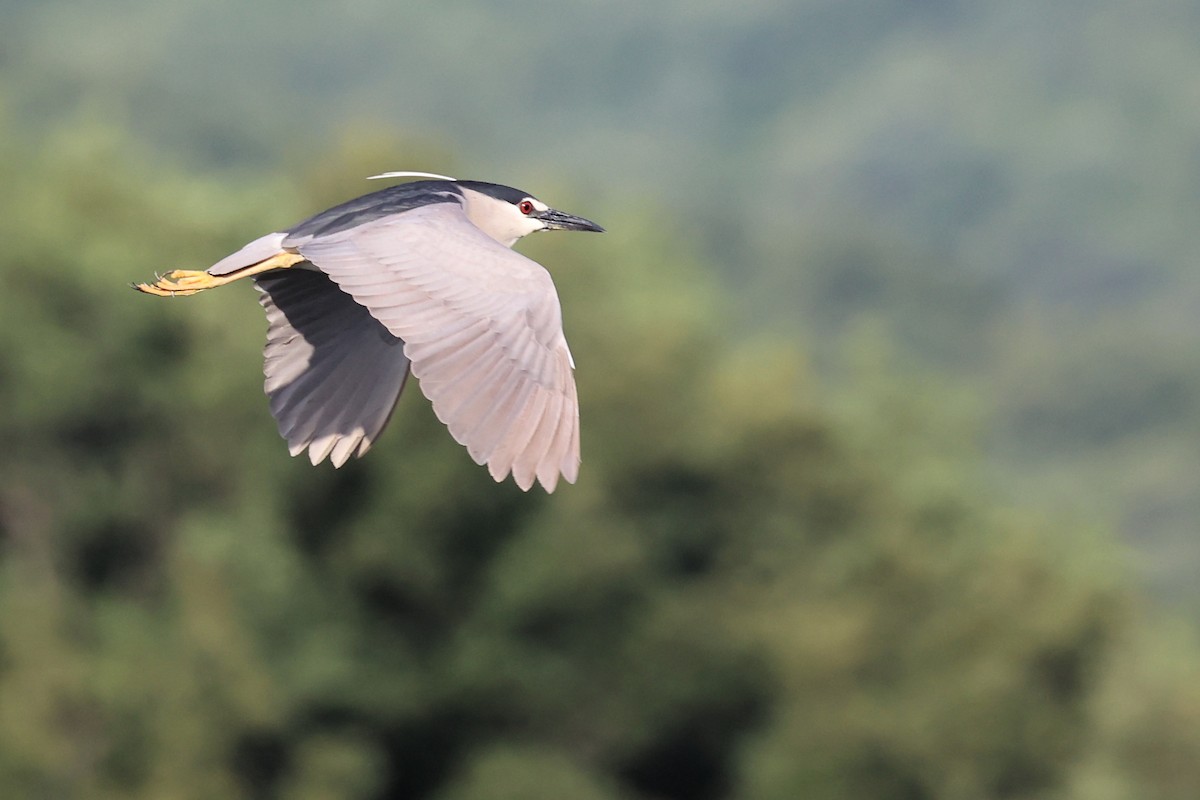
[460,188,550,248]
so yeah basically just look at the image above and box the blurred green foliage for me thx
[2,119,1200,799]
[2,1,1200,795]
[6,0,1199,606]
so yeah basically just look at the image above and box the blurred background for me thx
[2,1,1200,798]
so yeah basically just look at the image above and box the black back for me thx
[282,180,464,243]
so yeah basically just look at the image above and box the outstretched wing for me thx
[284,202,580,492]
[256,269,411,467]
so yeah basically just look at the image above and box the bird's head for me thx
[455,180,605,248]
[367,171,604,248]
[364,172,604,248]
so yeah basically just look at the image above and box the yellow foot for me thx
[132,269,218,296]
[132,251,305,297]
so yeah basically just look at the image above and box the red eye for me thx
[518,200,534,215]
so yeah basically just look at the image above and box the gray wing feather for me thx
[208,232,287,276]
[289,203,580,492]
[256,270,411,467]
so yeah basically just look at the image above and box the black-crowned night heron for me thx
[133,171,603,492]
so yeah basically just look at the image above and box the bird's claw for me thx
[132,269,217,297]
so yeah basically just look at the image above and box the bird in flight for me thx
[133,171,603,492]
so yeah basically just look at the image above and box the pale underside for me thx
[234,201,579,492]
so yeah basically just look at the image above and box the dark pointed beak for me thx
[539,208,605,233]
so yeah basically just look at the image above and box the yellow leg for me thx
[132,251,305,296]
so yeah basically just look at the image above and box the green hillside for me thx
[7,0,1197,602]
[3,1,1200,796]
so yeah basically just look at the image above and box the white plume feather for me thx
[366,170,457,182]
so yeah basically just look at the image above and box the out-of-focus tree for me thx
[2,126,1200,800]
[7,0,1200,605]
